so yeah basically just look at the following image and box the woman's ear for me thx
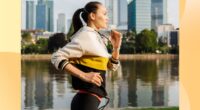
[89,13,96,21]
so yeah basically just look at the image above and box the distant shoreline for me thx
[21,54,178,61]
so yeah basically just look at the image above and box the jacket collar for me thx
[82,26,99,32]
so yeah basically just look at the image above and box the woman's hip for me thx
[71,92,101,110]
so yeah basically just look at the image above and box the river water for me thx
[21,59,179,110]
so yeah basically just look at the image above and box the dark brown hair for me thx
[72,1,102,35]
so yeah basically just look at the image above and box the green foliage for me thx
[120,30,136,54]
[21,38,49,54]
[36,38,49,54]
[21,27,179,54]
[21,44,39,54]
[158,36,168,47]
[158,45,169,54]
[21,32,33,45]
[48,33,67,53]
[106,42,112,53]
[121,41,135,54]
[157,36,179,54]
[66,22,74,41]
[136,29,158,53]
[169,46,179,54]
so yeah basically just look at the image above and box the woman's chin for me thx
[102,25,108,29]
[98,25,108,30]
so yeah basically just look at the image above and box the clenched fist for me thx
[110,30,122,50]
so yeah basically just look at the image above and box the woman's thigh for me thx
[71,93,100,110]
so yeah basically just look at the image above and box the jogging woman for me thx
[51,1,122,110]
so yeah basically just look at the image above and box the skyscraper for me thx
[151,0,167,30]
[26,1,35,30]
[57,13,66,33]
[118,0,128,30]
[128,0,167,33]
[46,0,54,32]
[105,0,128,30]
[36,0,54,32]
[105,0,118,26]
[66,19,72,33]
[128,0,151,33]
[36,0,47,31]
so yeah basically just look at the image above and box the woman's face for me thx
[90,5,109,29]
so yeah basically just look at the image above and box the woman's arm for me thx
[110,30,122,59]
[107,30,122,71]
[51,37,103,87]
[63,63,103,87]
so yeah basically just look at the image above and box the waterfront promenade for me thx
[21,54,178,60]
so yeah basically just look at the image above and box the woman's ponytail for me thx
[71,1,102,35]
[71,8,87,35]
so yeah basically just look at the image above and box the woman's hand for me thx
[110,30,122,50]
[80,72,103,87]
[63,63,103,87]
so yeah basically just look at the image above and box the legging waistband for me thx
[78,90,102,101]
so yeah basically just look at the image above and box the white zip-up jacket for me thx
[51,26,119,71]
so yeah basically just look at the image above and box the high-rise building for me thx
[26,1,35,30]
[105,0,118,26]
[66,19,72,33]
[168,29,179,47]
[36,0,54,32]
[128,0,167,33]
[57,13,66,33]
[157,24,179,47]
[36,0,47,31]
[128,0,151,33]
[151,0,167,30]
[46,0,54,32]
[157,24,174,38]
[105,0,128,30]
[118,0,128,30]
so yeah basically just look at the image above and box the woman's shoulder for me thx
[72,26,97,40]
[80,26,97,36]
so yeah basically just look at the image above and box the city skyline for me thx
[128,0,152,32]
[105,0,128,30]
[36,0,54,32]
[57,13,66,33]
[21,0,179,32]
[26,1,35,29]
[128,0,168,33]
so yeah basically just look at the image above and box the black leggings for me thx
[71,93,101,110]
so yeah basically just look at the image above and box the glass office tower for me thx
[36,0,54,32]
[128,0,167,33]
[26,1,35,30]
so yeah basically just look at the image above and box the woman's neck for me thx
[88,23,99,31]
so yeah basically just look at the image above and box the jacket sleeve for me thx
[107,54,120,71]
[51,38,84,70]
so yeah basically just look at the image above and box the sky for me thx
[21,0,179,31]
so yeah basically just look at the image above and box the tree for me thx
[23,44,39,54]
[21,32,33,45]
[21,32,35,54]
[158,36,168,47]
[136,29,157,53]
[36,38,48,54]
[120,30,136,54]
[158,36,169,54]
[66,22,74,41]
[48,33,67,53]
[169,46,179,54]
